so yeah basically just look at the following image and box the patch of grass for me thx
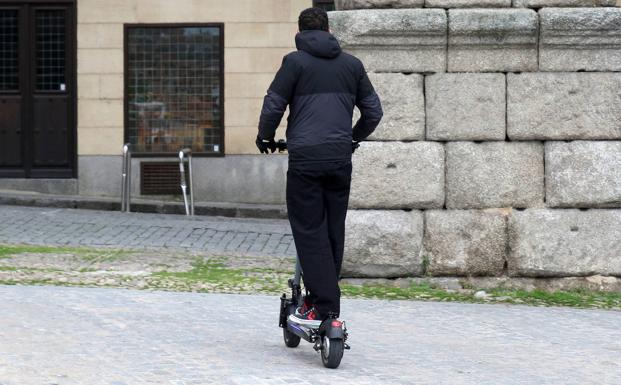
[340,282,621,310]
[153,258,288,290]
[152,261,620,309]
[1,248,618,311]
[487,288,621,309]
[0,245,82,258]
[0,266,63,273]
[341,282,473,302]
[156,260,244,283]
[0,244,133,262]
[0,278,92,288]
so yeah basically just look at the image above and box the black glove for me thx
[352,141,360,154]
[256,136,276,154]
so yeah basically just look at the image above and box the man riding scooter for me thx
[256,7,383,328]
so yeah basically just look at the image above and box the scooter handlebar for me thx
[274,140,360,154]
[276,139,287,153]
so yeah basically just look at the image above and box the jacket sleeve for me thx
[352,66,383,142]
[258,55,300,140]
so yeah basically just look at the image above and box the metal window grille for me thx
[0,10,19,91]
[36,10,66,91]
[313,0,336,11]
[126,25,223,155]
[141,162,189,195]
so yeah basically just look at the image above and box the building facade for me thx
[0,0,338,205]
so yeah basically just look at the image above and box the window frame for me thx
[123,23,225,158]
[313,0,335,11]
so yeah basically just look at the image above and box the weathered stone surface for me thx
[546,141,621,208]
[446,142,544,209]
[514,0,617,8]
[361,73,425,141]
[329,9,447,72]
[448,9,538,72]
[426,0,511,7]
[424,209,507,276]
[343,210,424,278]
[508,209,621,277]
[539,8,621,71]
[335,0,424,9]
[350,142,445,209]
[507,73,621,140]
[426,73,506,141]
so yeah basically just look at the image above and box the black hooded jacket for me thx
[258,30,383,163]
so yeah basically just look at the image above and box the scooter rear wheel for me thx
[321,336,344,369]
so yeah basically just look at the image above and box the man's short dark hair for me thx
[298,7,329,32]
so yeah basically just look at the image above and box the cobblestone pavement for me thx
[0,205,295,256]
[1,285,620,385]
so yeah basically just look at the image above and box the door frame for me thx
[0,0,77,179]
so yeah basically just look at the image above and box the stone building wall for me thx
[74,0,310,203]
[331,0,621,288]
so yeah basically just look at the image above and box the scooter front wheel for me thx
[321,336,344,369]
[283,325,301,348]
[282,303,301,348]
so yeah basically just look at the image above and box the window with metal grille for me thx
[36,10,66,92]
[313,0,336,11]
[125,25,224,156]
[0,10,19,92]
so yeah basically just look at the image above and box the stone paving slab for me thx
[0,205,295,257]
[0,285,620,385]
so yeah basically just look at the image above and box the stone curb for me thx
[0,192,288,220]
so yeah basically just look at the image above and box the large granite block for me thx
[507,73,621,140]
[343,210,424,278]
[335,0,424,9]
[329,9,447,72]
[424,209,507,276]
[364,73,425,141]
[350,142,445,209]
[539,8,621,71]
[508,209,621,277]
[426,73,506,141]
[446,142,544,209]
[514,0,617,8]
[448,9,538,72]
[426,0,511,7]
[546,141,621,208]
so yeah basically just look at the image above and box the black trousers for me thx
[286,160,352,318]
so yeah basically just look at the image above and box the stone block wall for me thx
[330,1,621,284]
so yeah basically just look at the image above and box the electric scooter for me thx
[275,139,350,369]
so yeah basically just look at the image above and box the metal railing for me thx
[121,143,132,212]
[179,148,195,216]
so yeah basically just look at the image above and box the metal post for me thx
[188,150,194,216]
[179,148,194,216]
[126,145,132,212]
[121,143,131,212]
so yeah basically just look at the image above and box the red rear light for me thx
[331,320,342,328]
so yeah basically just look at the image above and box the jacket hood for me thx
[295,30,341,59]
